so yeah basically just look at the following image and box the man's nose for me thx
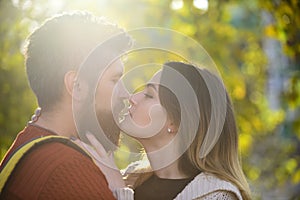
[117,80,130,99]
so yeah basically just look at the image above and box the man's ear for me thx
[64,71,77,96]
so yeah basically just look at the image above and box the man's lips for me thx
[118,103,131,119]
[129,109,132,117]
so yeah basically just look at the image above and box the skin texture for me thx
[120,71,169,139]
[95,59,128,146]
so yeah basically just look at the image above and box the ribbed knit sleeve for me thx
[38,148,116,199]
[2,141,116,200]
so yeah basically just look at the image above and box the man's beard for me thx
[96,109,121,151]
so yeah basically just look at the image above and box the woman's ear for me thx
[64,71,77,96]
[167,122,179,135]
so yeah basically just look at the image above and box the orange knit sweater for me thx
[0,125,116,200]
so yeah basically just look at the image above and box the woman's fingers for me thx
[85,132,117,169]
[73,133,126,190]
[86,132,107,157]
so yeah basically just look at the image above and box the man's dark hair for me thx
[25,11,131,111]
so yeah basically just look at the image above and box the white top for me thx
[174,173,242,200]
[115,172,242,200]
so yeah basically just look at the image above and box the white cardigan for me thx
[117,162,243,200]
[174,173,243,200]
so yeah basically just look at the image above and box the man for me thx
[0,11,132,199]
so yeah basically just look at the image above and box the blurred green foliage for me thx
[0,0,299,199]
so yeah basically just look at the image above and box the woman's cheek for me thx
[120,104,167,138]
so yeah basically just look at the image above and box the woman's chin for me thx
[119,116,139,137]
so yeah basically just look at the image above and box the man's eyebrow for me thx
[112,72,123,78]
[146,83,157,91]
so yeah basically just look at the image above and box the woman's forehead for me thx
[147,70,162,85]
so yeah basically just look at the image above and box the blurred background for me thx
[0,0,299,199]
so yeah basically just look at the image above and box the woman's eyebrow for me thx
[146,83,157,91]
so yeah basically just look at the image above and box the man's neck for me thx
[33,109,77,138]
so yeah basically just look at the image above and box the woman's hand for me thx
[74,133,126,192]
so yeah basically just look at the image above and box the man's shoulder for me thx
[9,125,92,166]
[2,136,113,200]
[26,138,92,166]
[7,133,96,177]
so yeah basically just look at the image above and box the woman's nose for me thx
[129,94,137,106]
[129,91,143,106]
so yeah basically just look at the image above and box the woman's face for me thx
[119,71,168,138]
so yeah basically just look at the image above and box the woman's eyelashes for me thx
[143,88,155,99]
[143,93,153,99]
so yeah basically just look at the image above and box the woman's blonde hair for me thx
[158,62,251,200]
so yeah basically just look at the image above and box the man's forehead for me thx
[105,59,124,76]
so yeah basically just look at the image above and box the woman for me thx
[85,61,251,199]
[119,61,251,200]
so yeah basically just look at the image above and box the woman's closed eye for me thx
[143,93,153,98]
[143,83,158,99]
